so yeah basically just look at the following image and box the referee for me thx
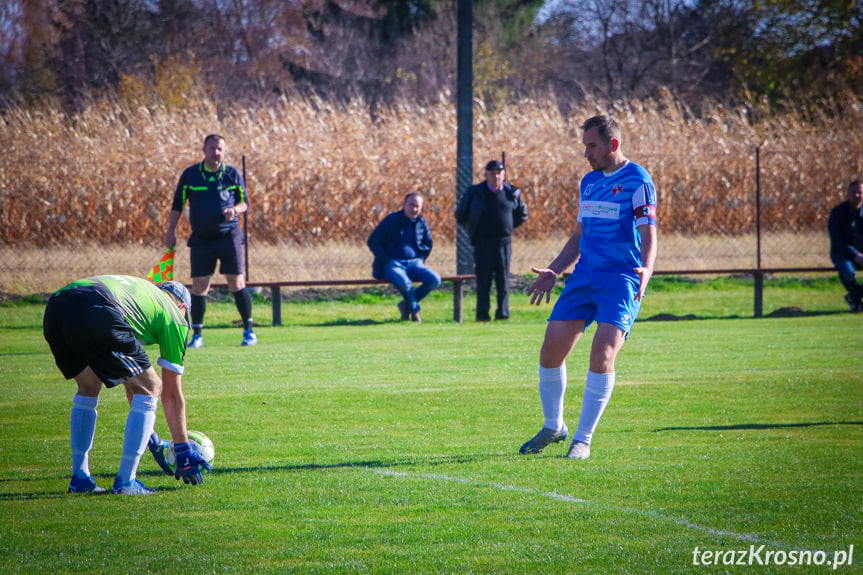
[165,134,257,347]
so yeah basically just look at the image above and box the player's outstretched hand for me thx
[634,266,653,301]
[527,267,559,305]
[172,442,212,485]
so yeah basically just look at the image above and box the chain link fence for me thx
[2,148,851,297]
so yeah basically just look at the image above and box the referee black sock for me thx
[233,288,254,331]
[191,294,207,335]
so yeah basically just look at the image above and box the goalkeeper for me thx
[43,275,212,495]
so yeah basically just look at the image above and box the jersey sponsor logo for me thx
[580,201,620,220]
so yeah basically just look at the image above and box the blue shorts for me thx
[548,266,642,334]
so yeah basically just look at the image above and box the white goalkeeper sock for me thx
[538,364,567,432]
[573,371,615,446]
[70,394,98,478]
[116,395,157,483]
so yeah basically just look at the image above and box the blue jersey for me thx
[576,161,657,273]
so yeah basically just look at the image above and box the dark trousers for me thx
[474,239,511,321]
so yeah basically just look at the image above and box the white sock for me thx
[538,364,567,431]
[71,394,99,478]
[116,395,158,484]
[573,371,615,446]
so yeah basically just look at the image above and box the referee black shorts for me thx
[42,289,152,388]
[190,226,244,278]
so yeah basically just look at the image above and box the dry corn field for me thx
[2,95,861,293]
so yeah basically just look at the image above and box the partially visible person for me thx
[828,179,863,312]
[43,275,212,495]
[455,160,528,321]
[165,134,257,347]
[519,114,657,461]
[368,192,441,322]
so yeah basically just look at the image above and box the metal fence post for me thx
[243,155,250,282]
[455,0,474,275]
[755,147,763,318]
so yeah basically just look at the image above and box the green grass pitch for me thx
[0,277,861,574]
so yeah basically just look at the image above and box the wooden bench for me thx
[652,266,835,317]
[208,275,476,325]
[208,266,835,324]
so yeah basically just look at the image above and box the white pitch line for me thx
[373,468,795,550]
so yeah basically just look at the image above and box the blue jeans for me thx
[384,258,442,313]
[831,255,863,303]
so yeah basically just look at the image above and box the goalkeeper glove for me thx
[147,431,174,476]
[172,442,212,485]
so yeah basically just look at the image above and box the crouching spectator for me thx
[828,180,863,312]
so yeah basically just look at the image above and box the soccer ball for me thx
[166,430,215,467]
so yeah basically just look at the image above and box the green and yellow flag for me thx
[147,247,175,283]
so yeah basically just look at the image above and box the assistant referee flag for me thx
[147,247,175,283]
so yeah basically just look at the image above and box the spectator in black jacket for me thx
[828,179,863,312]
[455,160,528,321]
[368,192,441,322]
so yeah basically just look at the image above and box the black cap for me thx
[485,160,505,171]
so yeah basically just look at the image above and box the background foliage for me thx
[1,0,862,293]
[2,88,861,292]
[1,0,861,109]
[4,91,863,248]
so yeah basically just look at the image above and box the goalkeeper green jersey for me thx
[55,275,189,371]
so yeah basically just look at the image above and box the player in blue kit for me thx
[519,115,658,460]
[165,134,257,348]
